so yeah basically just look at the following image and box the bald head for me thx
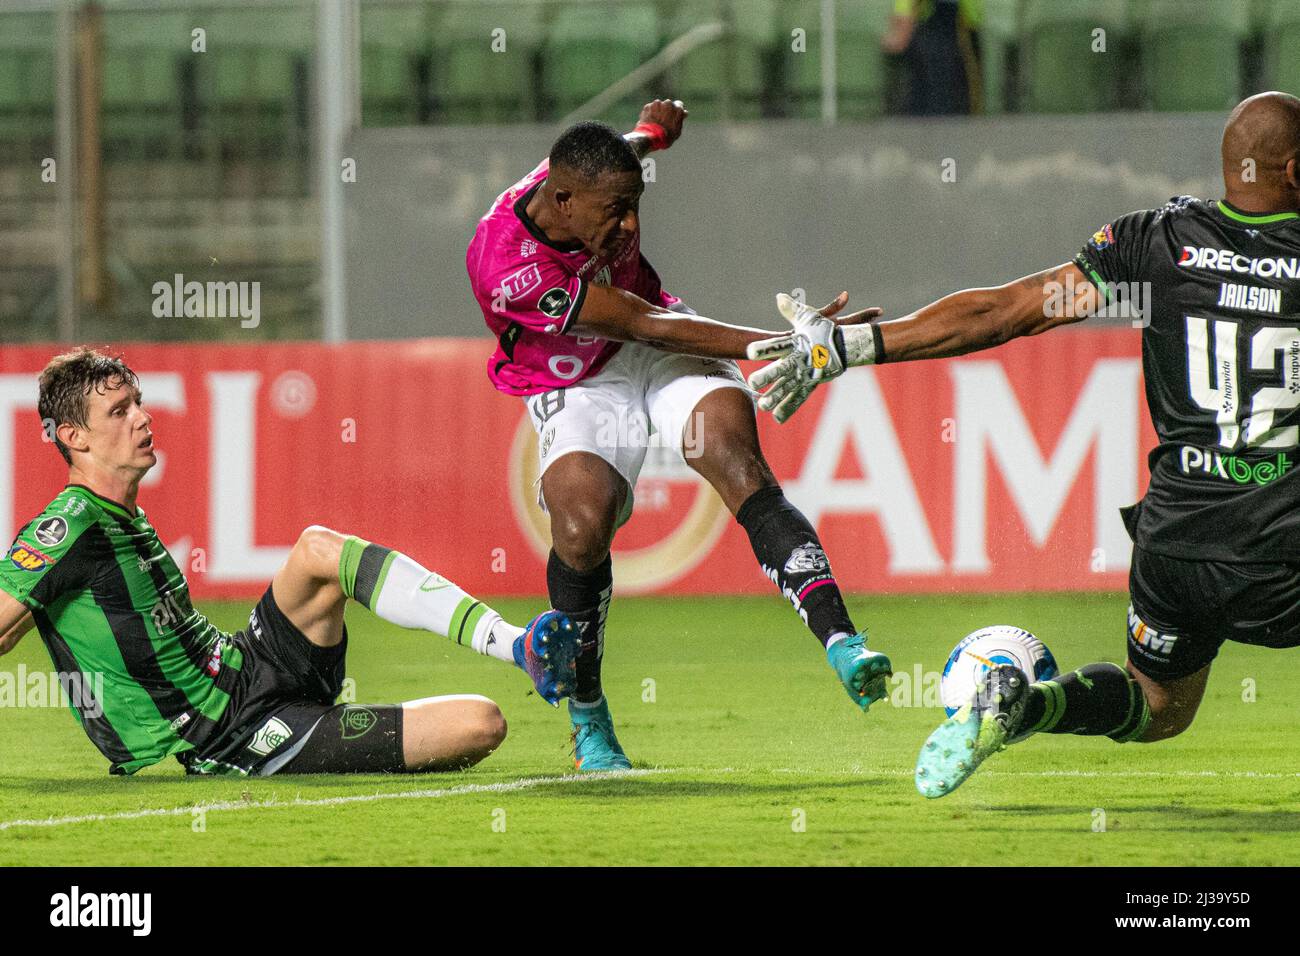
[1221,92,1300,210]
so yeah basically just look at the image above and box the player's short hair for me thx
[549,121,641,182]
[38,347,140,465]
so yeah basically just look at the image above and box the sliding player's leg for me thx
[276,694,507,774]
[269,525,578,704]
[914,601,1215,798]
[667,371,891,711]
[541,451,632,771]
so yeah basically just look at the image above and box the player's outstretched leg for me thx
[272,526,579,704]
[685,387,891,712]
[916,661,1208,798]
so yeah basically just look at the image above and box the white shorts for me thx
[522,341,751,525]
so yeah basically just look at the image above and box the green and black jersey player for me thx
[0,348,579,776]
[745,91,1300,797]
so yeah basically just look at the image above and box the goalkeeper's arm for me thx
[861,261,1097,365]
[749,262,1099,422]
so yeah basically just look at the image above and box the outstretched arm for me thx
[874,262,1097,362]
[749,262,1099,421]
[572,285,879,360]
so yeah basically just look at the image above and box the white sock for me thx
[368,552,518,663]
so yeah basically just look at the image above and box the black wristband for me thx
[871,322,887,364]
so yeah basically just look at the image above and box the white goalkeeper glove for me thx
[747,292,845,381]
[746,293,881,423]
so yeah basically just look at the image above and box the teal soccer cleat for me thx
[827,632,893,712]
[569,698,632,772]
[915,663,1031,799]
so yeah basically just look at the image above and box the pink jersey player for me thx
[459,104,888,776]
[466,157,680,395]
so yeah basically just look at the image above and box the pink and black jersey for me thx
[466,158,680,395]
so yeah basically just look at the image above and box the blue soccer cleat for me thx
[827,632,892,712]
[915,663,1031,799]
[513,610,580,707]
[569,697,632,772]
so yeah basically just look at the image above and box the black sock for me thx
[735,484,856,646]
[547,550,612,704]
[1021,662,1150,741]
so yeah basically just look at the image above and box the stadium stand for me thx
[433,1,546,122]
[1020,0,1130,114]
[779,0,892,119]
[662,0,777,121]
[543,2,660,121]
[1139,0,1248,112]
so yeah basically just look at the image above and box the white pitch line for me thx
[3,765,1295,832]
[0,767,669,832]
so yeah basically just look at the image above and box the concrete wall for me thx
[345,112,1225,339]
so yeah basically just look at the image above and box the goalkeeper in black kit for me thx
[746,92,1300,797]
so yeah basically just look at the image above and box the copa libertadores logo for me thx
[49,886,151,936]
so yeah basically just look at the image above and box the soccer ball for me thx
[939,625,1058,717]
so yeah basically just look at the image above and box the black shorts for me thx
[1126,544,1300,682]
[179,583,348,776]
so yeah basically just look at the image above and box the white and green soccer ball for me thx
[939,625,1059,717]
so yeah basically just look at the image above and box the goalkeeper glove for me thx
[746,293,881,423]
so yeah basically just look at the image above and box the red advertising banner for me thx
[1,332,1154,598]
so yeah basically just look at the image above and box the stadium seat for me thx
[0,12,56,162]
[663,0,778,121]
[1139,0,1247,112]
[194,8,314,158]
[432,1,545,123]
[101,12,191,160]
[543,3,661,123]
[1020,0,1128,114]
[778,0,892,120]
[1263,0,1300,98]
[361,3,432,126]
[979,0,1017,114]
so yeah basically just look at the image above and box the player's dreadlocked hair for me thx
[549,121,641,181]
[38,347,140,465]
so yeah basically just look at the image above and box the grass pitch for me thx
[2,592,1297,866]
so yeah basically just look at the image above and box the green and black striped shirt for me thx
[0,485,242,774]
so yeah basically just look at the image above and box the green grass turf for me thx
[2,593,1298,866]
